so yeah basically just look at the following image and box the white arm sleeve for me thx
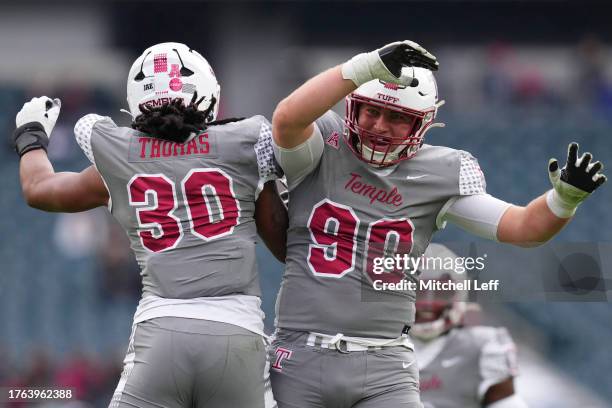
[486,395,528,408]
[436,194,513,241]
[272,124,324,189]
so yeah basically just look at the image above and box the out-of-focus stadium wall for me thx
[0,4,126,91]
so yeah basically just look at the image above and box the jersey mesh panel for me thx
[74,114,106,164]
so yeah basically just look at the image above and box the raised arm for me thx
[443,143,606,246]
[19,151,108,212]
[497,143,606,246]
[495,194,568,246]
[272,66,356,149]
[14,96,109,212]
[272,41,439,149]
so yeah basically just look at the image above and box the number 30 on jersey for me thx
[127,168,240,252]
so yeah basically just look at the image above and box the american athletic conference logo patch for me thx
[326,131,340,149]
[271,347,292,372]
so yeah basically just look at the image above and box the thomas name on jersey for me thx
[129,133,214,161]
[372,278,500,291]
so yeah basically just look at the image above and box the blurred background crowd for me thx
[1,1,611,407]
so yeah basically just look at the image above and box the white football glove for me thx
[546,142,606,218]
[341,40,439,88]
[16,96,61,136]
[13,96,61,157]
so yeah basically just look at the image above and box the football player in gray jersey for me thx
[413,244,527,408]
[269,40,606,408]
[14,42,284,408]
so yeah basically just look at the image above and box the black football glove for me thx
[378,40,439,77]
[547,142,606,217]
[342,40,438,87]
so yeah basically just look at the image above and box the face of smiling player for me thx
[356,104,417,152]
[351,103,425,167]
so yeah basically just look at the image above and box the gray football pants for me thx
[269,330,422,408]
[110,317,268,408]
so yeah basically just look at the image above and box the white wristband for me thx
[341,51,413,87]
[341,51,383,87]
[546,189,577,218]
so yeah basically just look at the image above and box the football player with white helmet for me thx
[413,244,527,408]
[14,42,284,408]
[344,65,441,167]
[269,40,605,408]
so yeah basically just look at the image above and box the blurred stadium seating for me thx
[1,2,612,406]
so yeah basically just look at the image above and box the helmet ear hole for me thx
[180,67,194,77]
[132,50,151,82]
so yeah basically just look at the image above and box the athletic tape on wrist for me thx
[341,51,385,87]
[546,189,577,218]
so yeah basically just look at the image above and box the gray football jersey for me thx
[75,114,279,300]
[418,327,518,408]
[275,111,486,338]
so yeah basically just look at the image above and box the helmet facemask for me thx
[343,67,442,167]
[412,274,467,341]
[411,244,469,342]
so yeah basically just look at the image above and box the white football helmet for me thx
[344,66,442,167]
[412,244,469,341]
[127,42,220,121]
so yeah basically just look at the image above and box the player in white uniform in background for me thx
[270,40,606,408]
[413,244,527,408]
[13,42,285,408]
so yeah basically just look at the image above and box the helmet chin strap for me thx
[359,143,401,167]
[359,141,422,167]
